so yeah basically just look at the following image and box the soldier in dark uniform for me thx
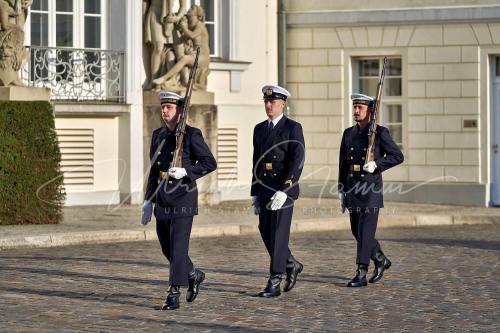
[141,91,217,310]
[338,93,404,287]
[251,85,305,297]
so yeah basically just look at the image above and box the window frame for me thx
[191,0,219,57]
[353,56,405,148]
[26,0,107,50]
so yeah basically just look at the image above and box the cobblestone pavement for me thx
[1,224,499,332]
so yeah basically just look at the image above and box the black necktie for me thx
[265,121,274,137]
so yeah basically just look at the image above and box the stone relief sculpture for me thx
[143,1,210,91]
[0,0,31,86]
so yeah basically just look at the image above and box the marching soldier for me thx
[338,93,404,287]
[141,91,217,310]
[251,85,305,297]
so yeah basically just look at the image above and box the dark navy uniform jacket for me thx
[251,116,305,201]
[338,125,404,209]
[145,125,217,218]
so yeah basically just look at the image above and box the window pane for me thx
[56,0,73,12]
[32,0,48,11]
[388,125,402,144]
[56,14,73,46]
[31,12,48,46]
[206,23,214,55]
[385,78,402,96]
[200,0,214,21]
[359,59,379,77]
[359,78,378,97]
[85,0,101,14]
[385,104,402,123]
[386,58,401,76]
[85,17,101,48]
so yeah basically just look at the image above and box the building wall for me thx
[285,2,500,205]
[55,114,121,206]
[285,0,500,11]
[208,0,278,201]
[23,0,279,205]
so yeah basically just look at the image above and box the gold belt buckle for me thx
[159,171,168,179]
[353,164,361,172]
[265,163,273,170]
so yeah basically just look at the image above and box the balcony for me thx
[21,46,126,103]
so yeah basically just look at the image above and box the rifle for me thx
[165,46,201,181]
[365,57,388,163]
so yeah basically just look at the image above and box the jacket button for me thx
[349,173,353,177]
[171,152,174,155]
[350,156,354,159]
[273,173,277,176]
[350,147,354,151]
[361,157,365,160]
[168,181,172,184]
[273,155,277,159]
[157,180,160,184]
[157,151,161,155]
[263,173,267,176]
[361,174,365,177]
[363,148,367,151]
[157,161,161,165]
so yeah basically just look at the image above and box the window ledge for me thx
[209,59,251,92]
[209,58,251,71]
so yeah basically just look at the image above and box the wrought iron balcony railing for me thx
[21,46,126,103]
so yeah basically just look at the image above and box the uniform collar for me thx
[267,113,284,127]
[355,123,369,133]
[165,122,182,134]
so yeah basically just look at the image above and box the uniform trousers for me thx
[258,198,295,274]
[349,208,381,265]
[156,216,194,286]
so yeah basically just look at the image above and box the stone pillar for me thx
[0,87,50,101]
[143,90,220,205]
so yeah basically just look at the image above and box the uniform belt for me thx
[158,171,179,184]
[350,164,362,172]
[261,162,284,170]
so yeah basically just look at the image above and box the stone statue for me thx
[143,2,210,91]
[0,0,31,86]
[143,0,186,89]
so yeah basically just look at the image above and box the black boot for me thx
[258,274,282,297]
[369,250,391,283]
[347,264,368,287]
[161,285,180,310]
[186,268,205,302]
[283,258,303,292]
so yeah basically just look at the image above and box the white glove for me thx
[168,167,187,179]
[141,200,153,225]
[339,192,346,214]
[363,161,377,174]
[270,191,287,211]
[251,196,261,215]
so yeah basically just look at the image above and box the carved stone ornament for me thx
[143,1,210,92]
[0,0,31,86]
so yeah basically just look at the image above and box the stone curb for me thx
[0,214,497,250]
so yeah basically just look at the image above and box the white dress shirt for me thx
[267,113,284,128]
